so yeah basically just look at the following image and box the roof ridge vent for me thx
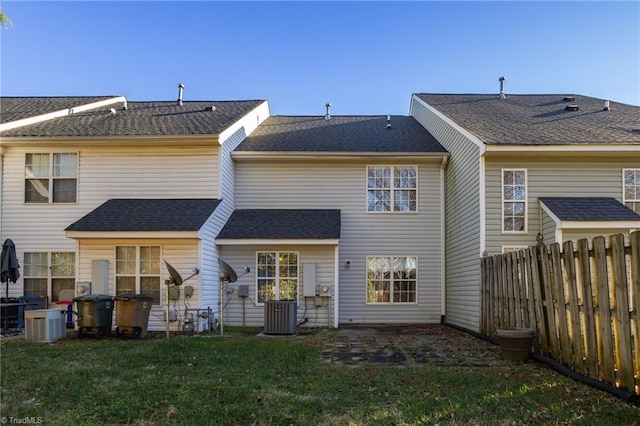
[562,96,575,102]
[324,102,331,120]
[565,104,579,111]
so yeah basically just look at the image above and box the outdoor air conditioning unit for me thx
[264,301,297,335]
[25,309,66,342]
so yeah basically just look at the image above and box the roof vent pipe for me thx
[604,100,611,111]
[177,83,185,106]
[498,76,506,99]
[386,114,392,129]
[324,102,331,120]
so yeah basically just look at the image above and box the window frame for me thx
[501,169,528,234]
[115,245,162,305]
[255,251,299,305]
[623,168,640,215]
[24,152,78,204]
[366,256,418,304]
[366,165,418,213]
[23,251,76,302]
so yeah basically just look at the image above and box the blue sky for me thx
[1,1,638,115]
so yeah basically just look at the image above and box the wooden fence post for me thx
[593,236,615,384]
[563,240,585,373]
[610,234,634,391]
[577,238,598,377]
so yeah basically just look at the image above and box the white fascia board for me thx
[0,134,218,148]
[65,231,200,239]
[485,144,640,154]
[410,95,487,155]
[559,221,640,230]
[231,151,448,162]
[218,101,270,143]
[0,96,128,132]
[215,238,340,246]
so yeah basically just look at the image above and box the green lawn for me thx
[1,331,638,425]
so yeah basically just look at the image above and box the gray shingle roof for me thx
[539,197,640,221]
[235,115,447,153]
[415,94,640,145]
[0,96,118,123]
[65,199,222,232]
[1,97,265,137]
[217,209,341,240]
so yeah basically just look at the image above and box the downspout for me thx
[440,155,448,320]
[479,150,487,257]
[333,244,339,328]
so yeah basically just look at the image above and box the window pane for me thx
[24,253,48,277]
[25,153,49,178]
[141,277,161,304]
[503,170,514,185]
[394,189,416,212]
[279,279,297,301]
[53,179,77,203]
[25,179,49,203]
[140,246,160,274]
[367,280,390,303]
[53,153,77,177]
[51,252,74,276]
[116,246,136,274]
[24,278,47,297]
[52,279,75,302]
[394,167,416,189]
[513,171,526,185]
[368,190,391,212]
[116,276,136,296]
[258,279,275,303]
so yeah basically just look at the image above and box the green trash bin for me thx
[114,295,153,339]
[73,294,114,339]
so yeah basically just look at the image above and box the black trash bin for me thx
[73,294,114,338]
[114,294,153,339]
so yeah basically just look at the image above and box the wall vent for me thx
[264,300,297,335]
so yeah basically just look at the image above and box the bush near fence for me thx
[481,230,639,396]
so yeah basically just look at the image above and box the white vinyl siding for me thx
[411,97,482,332]
[219,245,335,328]
[485,158,640,255]
[623,169,640,214]
[234,159,443,324]
[1,145,218,300]
[75,238,200,332]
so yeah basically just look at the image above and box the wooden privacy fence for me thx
[481,230,640,396]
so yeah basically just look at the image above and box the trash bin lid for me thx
[115,294,153,301]
[73,294,114,302]
[54,300,73,304]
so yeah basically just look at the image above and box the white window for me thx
[25,153,78,203]
[367,166,417,212]
[623,169,640,214]
[502,169,527,233]
[502,246,528,254]
[116,246,161,304]
[23,252,75,302]
[256,252,298,303]
[366,256,417,304]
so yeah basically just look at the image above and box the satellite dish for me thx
[164,261,183,285]
[219,259,238,283]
